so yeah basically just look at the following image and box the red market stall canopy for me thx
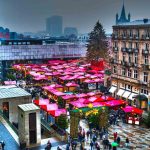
[91,60,105,71]
[66,82,79,87]
[70,101,87,108]
[4,81,16,85]
[94,96,115,102]
[33,99,49,106]
[122,106,143,115]
[62,95,76,100]
[104,100,126,107]
[49,109,67,117]
[48,60,66,65]
[41,103,58,111]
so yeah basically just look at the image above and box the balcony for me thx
[138,80,147,85]
[111,74,139,84]
[113,47,118,52]
[133,34,139,40]
[133,63,138,68]
[141,64,150,70]
[133,48,139,53]
[141,35,150,40]
[112,34,118,39]
[121,61,128,66]
[142,49,149,55]
[129,35,133,39]
[121,48,127,52]
[126,48,133,53]
[128,62,134,67]
[110,58,118,64]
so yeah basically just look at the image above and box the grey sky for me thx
[0,0,150,34]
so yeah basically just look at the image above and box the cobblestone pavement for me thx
[1,118,150,150]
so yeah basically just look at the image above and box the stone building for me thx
[110,3,150,111]
[18,103,41,148]
[0,85,32,123]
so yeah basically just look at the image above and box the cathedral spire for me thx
[116,0,131,25]
[120,1,127,21]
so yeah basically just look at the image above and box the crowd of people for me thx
[64,125,131,150]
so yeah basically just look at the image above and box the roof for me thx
[18,103,40,112]
[116,19,150,26]
[0,85,31,99]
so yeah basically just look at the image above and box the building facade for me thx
[64,27,78,37]
[0,85,32,123]
[0,39,87,80]
[46,16,63,37]
[110,4,150,111]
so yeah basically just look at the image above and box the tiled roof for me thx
[116,19,150,26]
[0,85,31,99]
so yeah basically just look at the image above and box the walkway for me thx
[0,121,19,150]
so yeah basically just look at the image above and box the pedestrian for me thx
[45,140,52,150]
[113,132,117,141]
[90,141,94,150]
[93,135,97,144]
[0,141,5,150]
[116,136,121,146]
[57,146,62,150]
[108,142,112,150]
[86,130,90,141]
[99,131,103,140]
[125,137,129,147]
[82,129,85,139]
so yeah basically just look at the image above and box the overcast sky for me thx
[0,0,150,34]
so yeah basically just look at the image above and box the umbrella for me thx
[111,142,118,147]
[133,94,148,101]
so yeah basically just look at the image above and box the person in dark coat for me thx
[45,140,52,150]
[0,141,5,150]
[116,136,121,145]
[90,141,94,150]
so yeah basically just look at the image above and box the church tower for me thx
[116,0,131,25]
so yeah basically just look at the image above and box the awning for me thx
[109,86,117,93]
[133,94,148,101]
[128,93,138,100]
[117,89,125,96]
[122,91,131,99]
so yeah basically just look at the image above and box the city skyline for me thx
[0,0,150,34]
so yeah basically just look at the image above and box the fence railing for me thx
[0,110,18,135]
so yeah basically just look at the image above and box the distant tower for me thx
[128,13,131,22]
[116,0,131,25]
[46,16,63,37]
[116,13,119,24]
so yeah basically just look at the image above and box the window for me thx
[129,30,133,37]
[122,68,126,76]
[134,70,138,79]
[123,42,126,48]
[114,42,117,47]
[113,66,117,74]
[114,53,117,60]
[134,54,138,64]
[123,30,127,37]
[143,72,148,82]
[145,43,149,50]
[144,55,148,64]
[128,69,132,77]
[129,54,132,63]
[123,53,126,62]
[135,42,139,49]
[129,42,132,48]
[125,84,132,91]
[141,89,148,95]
